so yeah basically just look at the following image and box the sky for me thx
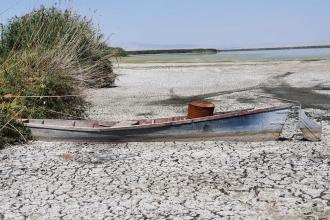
[1,0,330,50]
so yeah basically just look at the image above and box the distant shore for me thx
[218,45,330,52]
[126,48,217,55]
[124,45,330,56]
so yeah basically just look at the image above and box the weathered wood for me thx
[24,105,292,142]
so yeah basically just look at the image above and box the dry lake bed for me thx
[1,60,330,219]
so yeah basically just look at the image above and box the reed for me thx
[0,7,117,146]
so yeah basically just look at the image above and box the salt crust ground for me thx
[1,60,329,219]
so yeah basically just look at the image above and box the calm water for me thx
[125,48,330,62]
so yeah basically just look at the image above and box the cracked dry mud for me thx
[1,60,330,219]
[1,138,330,219]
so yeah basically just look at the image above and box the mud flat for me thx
[1,60,330,219]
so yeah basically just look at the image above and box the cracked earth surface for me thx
[1,60,330,219]
[1,136,330,219]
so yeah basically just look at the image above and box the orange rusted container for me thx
[187,101,215,119]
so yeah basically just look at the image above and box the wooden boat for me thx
[23,105,293,142]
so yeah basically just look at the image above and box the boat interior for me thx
[24,110,249,128]
[26,116,189,128]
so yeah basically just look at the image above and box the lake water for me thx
[125,48,330,62]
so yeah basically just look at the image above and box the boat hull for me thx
[26,108,290,142]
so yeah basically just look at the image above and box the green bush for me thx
[0,7,117,146]
[0,7,117,87]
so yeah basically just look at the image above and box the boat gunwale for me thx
[24,105,292,132]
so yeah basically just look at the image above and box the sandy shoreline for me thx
[1,60,330,219]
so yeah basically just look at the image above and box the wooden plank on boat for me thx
[98,120,117,127]
[111,120,139,128]
[299,109,322,142]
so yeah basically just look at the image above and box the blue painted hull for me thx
[25,106,290,142]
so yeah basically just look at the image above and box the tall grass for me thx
[0,7,117,147]
[0,6,117,87]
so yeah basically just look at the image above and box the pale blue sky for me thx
[1,0,330,50]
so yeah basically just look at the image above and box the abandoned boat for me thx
[23,103,293,142]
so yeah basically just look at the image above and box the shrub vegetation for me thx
[0,7,117,147]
